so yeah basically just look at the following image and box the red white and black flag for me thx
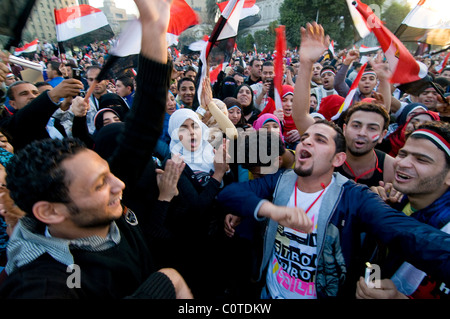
[95,0,199,81]
[167,0,200,46]
[217,0,261,30]
[435,51,450,74]
[353,0,429,86]
[95,19,141,82]
[197,0,245,102]
[395,0,450,47]
[54,5,114,47]
[13,38,39,56]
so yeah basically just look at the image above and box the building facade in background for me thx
[23,0,79,42]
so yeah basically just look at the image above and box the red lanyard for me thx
[294,180,329,214]
[344,150,383,183]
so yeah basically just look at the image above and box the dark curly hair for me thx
[5,138,87,216]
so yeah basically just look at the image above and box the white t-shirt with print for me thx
[266,177,334,299]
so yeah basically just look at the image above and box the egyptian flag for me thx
[217,0,261,30]
[95,19,141,82]
[435,51,450,73]
[0,0,37,50]
[359,44,380,55]
[395,0,450,47]
[167,0,200,46]
[197,0,244,102]
[96,0,199,82]
[54,5,114,47]
[329,40,335,57]
[353,0,428,85]
[346,0,370,40]
[210,63,225,84]
[13,38,38,56]
[331,62,368,121]
[274,25,286,110]
[188,35,210,53]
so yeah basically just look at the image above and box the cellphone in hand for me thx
[72,68,82,81]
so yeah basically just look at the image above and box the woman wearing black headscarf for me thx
[234,84,260,125]
[71,94,125,149]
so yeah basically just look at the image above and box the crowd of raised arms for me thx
[0,0,449,301]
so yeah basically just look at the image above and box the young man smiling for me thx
[357,121,450,299]
[0,0,192,299]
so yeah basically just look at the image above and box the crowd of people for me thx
[0,0,449,300]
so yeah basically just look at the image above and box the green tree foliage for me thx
[279,0,385,49]
[253,20,278,52]
[237,33,255,52]
[382,0,411,33]
[237,21,279,53]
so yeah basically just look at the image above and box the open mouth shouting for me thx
[394,170,413,183]
[298,149,312,162]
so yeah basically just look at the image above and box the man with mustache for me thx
[291,34,395,188]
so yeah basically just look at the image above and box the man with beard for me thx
[244,58,262,86]
[216,23,450,299]
[290,34,395,188]
[357,121,450,299]
[251,61,275,111]
[85,65,109,134]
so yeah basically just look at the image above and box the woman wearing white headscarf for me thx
[169,108,216,176]
[154,107,232,298]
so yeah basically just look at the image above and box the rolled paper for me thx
[207,100,238,140]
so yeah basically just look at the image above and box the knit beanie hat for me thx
[318,94,345,120]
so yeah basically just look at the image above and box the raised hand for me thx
[343,49,360,66]
[299,22,330,64]
[370,53,392,82]
[370,181,403,204]
[0,56,10,83]
[134,0,173,62]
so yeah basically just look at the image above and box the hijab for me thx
[253,113,284,142]
[168,109,215,173]
[387,110,440,157]
[93,108,121,132]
